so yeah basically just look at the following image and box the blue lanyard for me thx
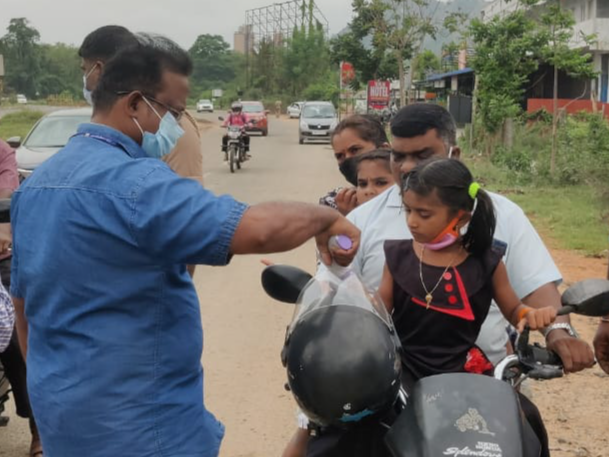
[72,132,121,148]
[72,132,134,157]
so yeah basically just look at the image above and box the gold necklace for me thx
[418,245,463,309]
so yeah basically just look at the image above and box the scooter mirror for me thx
[261,265,313,304]
[560,279,609,316]
[218,116,225,121]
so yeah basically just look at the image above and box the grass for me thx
[466,154,608,257]
[0,110,45,141]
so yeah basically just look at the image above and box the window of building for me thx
[599,0,609,18]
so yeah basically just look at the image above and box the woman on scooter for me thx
[379,158,557,384]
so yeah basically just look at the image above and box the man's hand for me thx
[546,330,595,373]
[522,282,594,373]
[335,188,358,216]
[0,223,12,255]
[593,320,609,374]
[316,216,360,267]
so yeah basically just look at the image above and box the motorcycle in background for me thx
[219,117,256,174]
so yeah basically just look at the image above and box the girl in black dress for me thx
[379,158,557,381]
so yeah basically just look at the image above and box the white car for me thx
[287,102,304,118]
[12,107,92,177]
[196,99,214,113]
[16,94,27,104]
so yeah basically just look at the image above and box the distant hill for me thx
[336,0,489,54]
[423,0,488,53]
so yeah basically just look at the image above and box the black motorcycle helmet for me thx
[284,303,402,427]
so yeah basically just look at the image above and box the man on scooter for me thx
[222,102,251,161]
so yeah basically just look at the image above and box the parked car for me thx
[196,99,214,113]
[10,108,92,177]
[287,101,304,118]
[16,94,27,104]
[242,101,269,136]
[298,101,338,144]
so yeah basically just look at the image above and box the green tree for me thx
[414,49,440,80]
[188,34,240,96]
[282,24,330,96]
[249,38,283,94]
[537,2,597,176]
[39,43,82,98]
[350,0,442,106]
[0,18,42,98]
[470,8,543,136]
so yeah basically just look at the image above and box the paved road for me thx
[0,113,343,456]
[0,105,66,121]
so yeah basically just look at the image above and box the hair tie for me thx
[468,182,480,200]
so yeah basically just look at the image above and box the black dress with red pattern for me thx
[384,239,506,382]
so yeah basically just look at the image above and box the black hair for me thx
[331,114,388,147]
[78,25,139,62]
[93,40,193,112]
[401,158,496,256]
[356,148,392,174]
[390,103,457,148]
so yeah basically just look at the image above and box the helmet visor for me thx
[289,269,395,334]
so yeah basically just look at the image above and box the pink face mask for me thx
[423,211,465,251]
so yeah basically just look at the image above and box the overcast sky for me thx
[1,0,353,50]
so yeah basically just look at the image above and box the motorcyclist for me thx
[222,102,251,161]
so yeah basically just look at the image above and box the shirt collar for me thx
[76,123,147,159]
[387,184,403,208]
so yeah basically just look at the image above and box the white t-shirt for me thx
[320,185,562,364]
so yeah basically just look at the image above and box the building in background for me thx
[483,0,609,104]
[234,25,254,54]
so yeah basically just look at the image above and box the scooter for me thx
[261,264,609,457]
[218,117,256,174]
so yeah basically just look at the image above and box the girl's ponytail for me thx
[462,186,496,256]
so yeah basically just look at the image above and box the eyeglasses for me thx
[146,95,184,122]
[116,91,184,121]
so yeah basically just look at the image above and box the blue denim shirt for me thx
[11,123,248,457]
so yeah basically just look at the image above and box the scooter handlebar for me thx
[527,365,564,380]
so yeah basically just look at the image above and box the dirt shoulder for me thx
[530,238,608,457]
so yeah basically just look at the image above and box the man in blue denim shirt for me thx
[10,43,359,457]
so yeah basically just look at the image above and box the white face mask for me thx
[82,63,98,106]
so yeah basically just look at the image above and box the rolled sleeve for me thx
[131,166,248,266]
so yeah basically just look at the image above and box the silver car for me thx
[11,108,92,177]
[298,102,338,144]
